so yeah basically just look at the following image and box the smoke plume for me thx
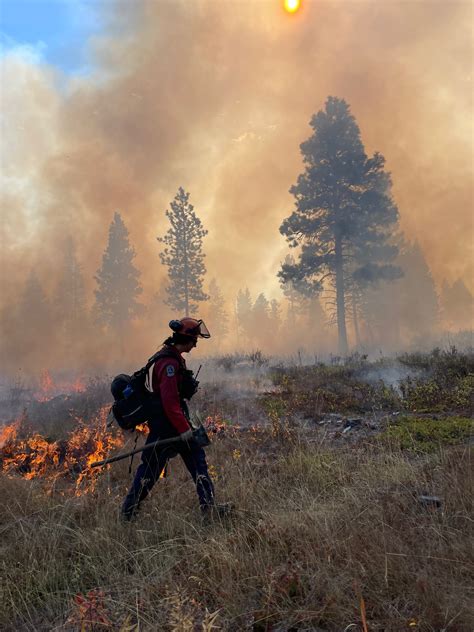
[1,0,472,372]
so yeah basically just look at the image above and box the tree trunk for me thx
[289,299,295,327]
[334,236,348,355]
[183,224,189,316]
[352,292,361,348]
[184,283,189,317]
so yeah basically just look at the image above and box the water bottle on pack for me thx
[123,385,133,399]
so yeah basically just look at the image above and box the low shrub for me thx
[266,363,400,418]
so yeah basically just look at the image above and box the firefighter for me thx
[121,317,228,521]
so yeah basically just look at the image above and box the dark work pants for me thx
[121,417,215,518]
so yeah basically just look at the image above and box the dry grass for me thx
[1,426,473,631]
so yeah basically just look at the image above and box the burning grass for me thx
[0,407,123,494]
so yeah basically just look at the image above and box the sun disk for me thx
[284,0,301,13]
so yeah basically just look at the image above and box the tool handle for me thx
[90,435,181,468]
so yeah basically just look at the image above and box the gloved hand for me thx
[179,428,194,442]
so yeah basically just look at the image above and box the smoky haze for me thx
[1,0,472,374]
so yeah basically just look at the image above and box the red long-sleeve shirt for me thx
[146,346,191,434]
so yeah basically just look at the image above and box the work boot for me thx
[120,507,138,522]
[120,497,141,522]
[201,502,234,523]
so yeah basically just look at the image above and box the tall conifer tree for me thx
[252,293,271,332]
[235,288,253,341]
[360,240,439,348]
[269,299,282,339]
[208,278,229,340]
[55,238,86,333]
[279,97,400,354]
[94,212,143,333]
[252,293,272,347]
[397,241,439,338]
[158,187,208,316]
[17,273,52,367]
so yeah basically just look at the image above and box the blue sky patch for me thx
[0,0,103,73]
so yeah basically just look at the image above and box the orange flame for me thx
[205,414,236,436]
[70,377,87,393]
[0,406,123,495]
[37,368,55,402]
[34,370,87,402]
[0,410,233,496]
[0,418,20,448]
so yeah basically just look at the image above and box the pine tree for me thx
[158,187,208,316]
[361,240,439,348]
[345,279,366,349]
[208,278,229,340]
[94,212,143,333]
[20,273,51,340]
[55,238,86,333]
[250,293,272,349]
[235,288,253,341]
[279,97,400,354]
[398,241,439,339]
[252,293,271,331]
[269,299,282,335]
[16,273,53,367]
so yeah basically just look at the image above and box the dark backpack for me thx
[110,351,163,430]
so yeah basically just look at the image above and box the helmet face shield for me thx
[195,320,210,338]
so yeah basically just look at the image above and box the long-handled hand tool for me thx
[90,435,182,468]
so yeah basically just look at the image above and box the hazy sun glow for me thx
[284,0,301,14]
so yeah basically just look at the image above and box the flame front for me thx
[35,370,87,402]
[37,369,55,402]
[0,412,233,496]
[0,406,123,495]
[0,419,20,448]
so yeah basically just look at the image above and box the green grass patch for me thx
[383,415,473,452]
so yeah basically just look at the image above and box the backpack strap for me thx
[146,347,183,369]
[140,346,185,393]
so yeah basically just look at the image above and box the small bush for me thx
[396,347,473,413]
[214,353,246,372]
[399,346,474,382]
[246,349,270,369]
[400,371,473,413]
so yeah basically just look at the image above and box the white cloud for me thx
[0,33,47,64]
